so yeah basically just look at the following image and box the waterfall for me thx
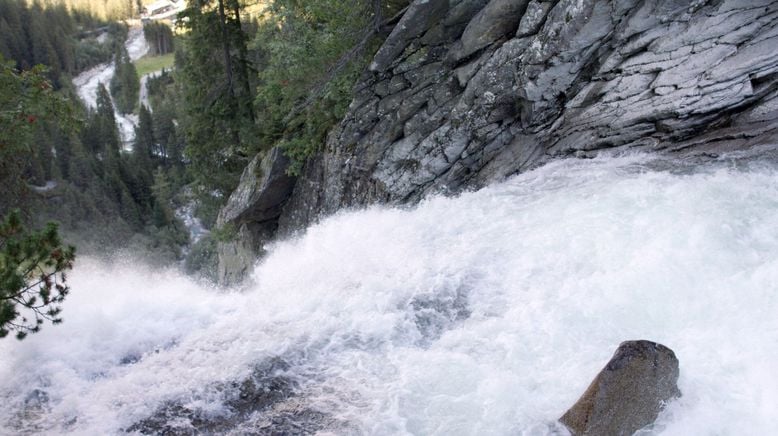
[1,153,776,434]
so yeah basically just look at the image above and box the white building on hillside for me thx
[141,0,186,22]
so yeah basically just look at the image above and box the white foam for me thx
[1,154,777,434]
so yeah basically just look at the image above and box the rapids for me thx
[1,153,777,435]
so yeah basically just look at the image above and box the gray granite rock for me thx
[370,0,451,72]
[452,0,531,61]
[560,340,681,436]
[216,222,275,286]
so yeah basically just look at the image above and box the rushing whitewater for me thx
[1,154,777,435]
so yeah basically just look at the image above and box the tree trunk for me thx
[229,0,255,122]
[216,0,234,94]
[216,0,241,145]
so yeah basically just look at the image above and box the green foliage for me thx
[142,71,187,176]
[134,105,156,167]
[68,80,184,254]
[145,68,175,101]
[163,0,394,228]
[0,210,76,340]
[74,24,128,73]
[180,187,224,230]
[143,22,175,56]
[118,168,191,261]
[151,167,175,227]
[81,83,120,156]
[110,44,140,114]
[252,0,382,174]
[0,55,77,215]
[0,0,123,87]
[0,0,73,85]
[132,222,188,262]
[183,234,218,281]
[176,0,259,197]
[210,222,236,242]
[0,58,74,152]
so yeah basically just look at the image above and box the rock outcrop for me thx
[219,0,778,281]
[560,340,681,435]
[216,147,296,284]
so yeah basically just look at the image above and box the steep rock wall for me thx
[218,0,778,282]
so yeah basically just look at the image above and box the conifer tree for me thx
[135,104,155,162]
[110,44,139,114]
[0,210,75,340]
[95,83,121,152]
[0,55,76,340]
[66,139,94,189]
[177,0,257,196]
[143,22,175,56]
[151,167,174,227]
[52,124,73,180]
[1,55,74,213]
[33,128,54,182]
[128,105,155,211]
[0,0,24,62]
[152,105,175,162]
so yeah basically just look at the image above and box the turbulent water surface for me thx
[1,153,777,435]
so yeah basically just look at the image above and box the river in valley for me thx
[1,152,777,435]
[72,26,149,149]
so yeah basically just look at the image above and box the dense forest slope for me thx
[0,1,188,263]
[217,0,778,282]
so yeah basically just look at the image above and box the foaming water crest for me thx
[1,154,777,434]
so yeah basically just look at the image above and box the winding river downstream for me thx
[72,27,149,148]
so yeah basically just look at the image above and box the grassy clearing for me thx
[134,53,175,78]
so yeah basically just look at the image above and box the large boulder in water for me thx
[560,340,680,435]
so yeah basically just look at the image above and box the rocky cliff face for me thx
[218,0,778,283]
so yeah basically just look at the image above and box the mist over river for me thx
[1,153,777,435]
